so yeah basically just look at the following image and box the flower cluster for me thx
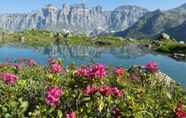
[145,61,159,73]
[99,86,123,97]
[45,87,64,106]
[75,64,106,79]
[0,72,19,85]
[112,107,121,118]
[83,85,123,97]
[49,63,64,74]
[27,58,37,67]
[114,67,125,77]
[66,112,76,118]
[175,102,186,118]
[82,85,98,96]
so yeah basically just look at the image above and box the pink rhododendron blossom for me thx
[145,61,158,73]
[1,73,19,85]
[112,107,121,118]
[49,63,64,74]
[45,87,64,106]
[99,86,123,97]
[66,112,76,118]
[111,87,123,97]
[99,86,113,96]
[83,85,98,96]
[75,66,89,78]
[175,102,186,118]
[27,58,37,67]
[91,64,106,78]
[75,64,106,79]
[114,67,125,77]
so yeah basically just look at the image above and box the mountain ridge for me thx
[115,3,186,41]
[0,4,148,35]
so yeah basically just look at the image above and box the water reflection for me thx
[0,43,186,85]
[37,43,149,63]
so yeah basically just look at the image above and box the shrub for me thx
[0,58,185,117]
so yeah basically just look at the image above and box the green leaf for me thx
[57,110,63,118]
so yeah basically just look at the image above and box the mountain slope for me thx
[116,3,186,38]
[0,4,148,35]
[165,21,186,41]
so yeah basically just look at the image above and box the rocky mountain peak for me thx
[0,3,148,34]
[114,5,148,12]
[44,4,58,12]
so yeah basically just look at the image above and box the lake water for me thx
[0,43,186,85]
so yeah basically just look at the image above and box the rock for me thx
[160,33,171,40]
[155,72,175,86]
[179,41,185,44]
[171,53,186,60]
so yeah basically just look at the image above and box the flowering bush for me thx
[145,61,159,73]
[82,85,98,96]
[0,59,185,117]
[75,64,106,79]
[175,102,186,118]
[66,112,76,118]
[27,58,37,67]
[114,67,125,77]
[49,63,64,74]
[45,87,64,106]
[0,72,19,85]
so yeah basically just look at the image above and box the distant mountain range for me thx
[0,3,186,41]
[116,3,186,41]
[0,4,148,35]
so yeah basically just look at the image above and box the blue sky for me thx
[0,0,186,13]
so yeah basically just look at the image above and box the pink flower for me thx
[75,66,89,78]
[112,107,121,118]
[91,64,106,78]
[49,64,64,74]
[175,102,186,118]
[111,87,123,97]
[145,61,158,73]
[1,72,19,85]
[114,67,125,77]
[82,85,98,96]
[99,86,113,96]
[66,112,76,118]
[27,58,37,67]
[75,64,106,79]
[45,87,64,106]
[99,86,123,97]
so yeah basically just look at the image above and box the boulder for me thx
[171,53,186,60]
[179,41,185,44]
[160,33,170,40]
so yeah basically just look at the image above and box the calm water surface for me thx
[0,43,186,85]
